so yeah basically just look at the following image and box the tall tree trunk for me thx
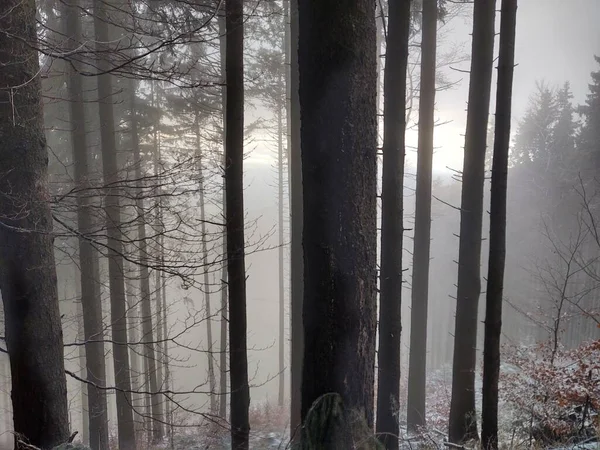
[407,0,438,432]
[298,0,378,439]
[0,354,11,448]
[288,0,303,439]
[142,339,152,441]
[481,1,517,448]
[92,1,137,447]
[376,1,411,448]
[152,81,165,403]
[195,114,218,414]
[76,301,90,445]
[225,0,250,447]
[131,85,163,442]
[375,1,384,115]
[125,259,144,437]
[65,2,110,448]
[448,0,496,444]
[218,7,229,421]
[162,278,172,443]
[219,243,228,418]
[0,1,70,448]
[277,70,286,408]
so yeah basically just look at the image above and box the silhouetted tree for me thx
[448,0,496,443]
[0,0,70,448]
[578,57,600,173]
[218,6,229,421]
[93,0,137,446]
[481,0,517,448]
[225,0,250,447]
[289,0,303,439]
[376,0,411,448]
[299,0,378,441]
[131,86,163,442]
[407,0,438,433]
[511,83,557,167]
[64,0,110,447]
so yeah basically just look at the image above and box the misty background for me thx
[0,0,599,446]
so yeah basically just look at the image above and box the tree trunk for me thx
[289,0,303,439]
[162,276,172,443]
[64,2,111,448]
[152,82,165,404]
[218,7,229,421]
[0,354,11,448]
[277,70,286,408]
[195,115,217,414]
[298,0,378,440]
[448,0,496,444]
[407,0,438,433]
[92,1,137,446]
[131,85,163,443]
[376,1,411,448]
[225,0,250,447]
[125,259,144,437]
[481,1,517,448]
[0,1,70,448]
[76,301,89,445]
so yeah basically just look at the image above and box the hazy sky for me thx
[431,0,600,173]
[245,0,600,177]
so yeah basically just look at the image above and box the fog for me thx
[0,0,599,448]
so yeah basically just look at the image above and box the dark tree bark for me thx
[376,1,411,448]
[407,0,438,433]
[65,1,110,448]
[92,1,137,447]
[131,86,163,442]
[218,8,229,420]
[0,0,70,448]
[289,0,303,439]
[219,176,229,419]
[448,0,496,444]
[225,0,250,447]
[298,0,378,439]
[481,0,517,448]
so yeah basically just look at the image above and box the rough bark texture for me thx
[289,0,303,439]
[448,0,496,444]
[376,1,411,448]
[298,0,378,437]
[407,0,438,432]
[481,1,517,448]
[131,87,163,442]
[0,0,70,448]
[225,0,251,447]
[218,8,229,421]
[92,1,137,447]
[65,3,111,448]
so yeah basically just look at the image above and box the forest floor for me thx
[143,366,599,449]
[150,402,290,449]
